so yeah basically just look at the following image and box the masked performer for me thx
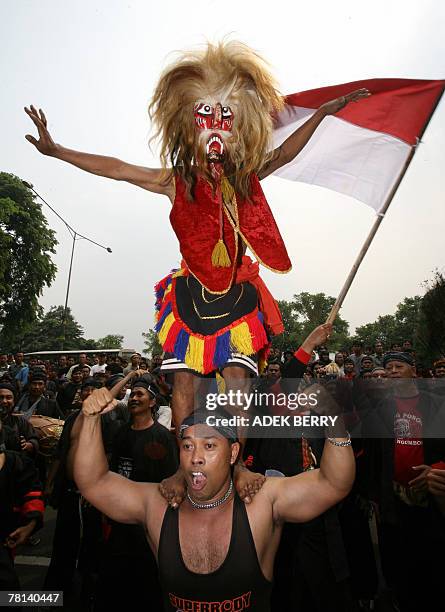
[25,41,367,498]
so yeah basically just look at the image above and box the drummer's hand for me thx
[20,436,34,454]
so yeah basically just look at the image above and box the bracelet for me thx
[326,431,351,447]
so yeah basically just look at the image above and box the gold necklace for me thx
[191,284,244,320]
[187,277,227,303]
[201,286,227,303]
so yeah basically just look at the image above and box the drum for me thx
[28,414,64,457]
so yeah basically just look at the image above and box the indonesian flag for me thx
[273,79,444,212]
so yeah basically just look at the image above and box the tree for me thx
[272,292,350,353]
[354,296,423,350]
[19,305,84,352]
[142,329,162,357]
[0,174,57,349]
[353,315,397,348]
[96,334,124,349]
[417,271,445,364]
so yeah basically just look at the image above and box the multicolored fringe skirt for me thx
[154,268,270,376]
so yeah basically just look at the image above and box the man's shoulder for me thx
[151,420,174,437]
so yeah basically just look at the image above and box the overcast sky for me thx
[2,0,444,352]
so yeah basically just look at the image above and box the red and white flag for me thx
[273,79,444,212]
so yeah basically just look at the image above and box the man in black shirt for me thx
[56,366,83,416]
[16,370,63,419]
[0,383,39,456]
[95,378,178,611]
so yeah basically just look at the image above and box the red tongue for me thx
[207,137,223,156]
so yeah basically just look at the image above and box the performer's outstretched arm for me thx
[24,105,173,197]
[258,88,370,180]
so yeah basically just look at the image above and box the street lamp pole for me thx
[63,231,77,345]
[22,181,112,349]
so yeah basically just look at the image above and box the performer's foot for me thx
[159,468,186,509]
[234,463,266,504]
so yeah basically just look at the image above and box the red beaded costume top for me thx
[170,173,292,294]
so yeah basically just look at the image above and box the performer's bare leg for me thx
[160,371,200,508]
[170,371,196,432]
[222,365,266,503]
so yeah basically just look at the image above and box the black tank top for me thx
[158,493,273,611]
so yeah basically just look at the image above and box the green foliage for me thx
[0,174,57,347]
[10,305,124,353]
[142,329,162,357]
[417,272,445,363]
[354,296,423,349]
[18,305,84,352]
[272,292,350,353]
[96,334,124,349]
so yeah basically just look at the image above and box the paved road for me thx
[15,508,56,589]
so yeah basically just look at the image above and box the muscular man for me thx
[73,381,354,610]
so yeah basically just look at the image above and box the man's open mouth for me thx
[190,471,208,491]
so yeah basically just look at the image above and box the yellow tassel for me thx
[258,355,267,375]
[211,239,231,268]
[185,335,204,373]
[216,372,226,394]
[172,268,185,279]
[230,322,254,355]
[158,312,175,345]
[221,176,235,205]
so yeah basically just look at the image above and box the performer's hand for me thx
[301,323,333,355]
[82,387,117,418]
[159,469,186,509]
[319,88,370,116]
[234,463,266,504]
[24,105,58,156]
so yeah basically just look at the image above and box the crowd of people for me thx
[1,338,445,612]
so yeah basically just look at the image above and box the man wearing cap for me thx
[56,366,84,416]
[16,370,63,419]
[0,383,39,456]
[73,379,354,611]
[123,353,141,375]
[359,351,445,612]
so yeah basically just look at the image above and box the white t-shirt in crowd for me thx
[90,363,107,376]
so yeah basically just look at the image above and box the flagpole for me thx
[326,147,414,325]
[326,88,444,326]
